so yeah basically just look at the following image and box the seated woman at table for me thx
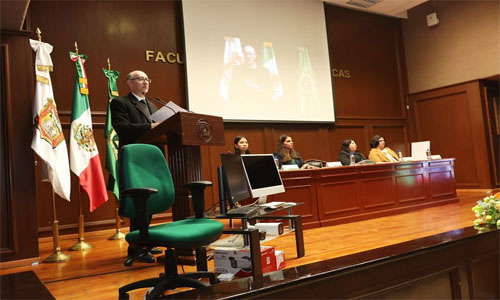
[338,139,366,166]
[273,134,316,170]
[233,135,250,154]
[368,135,399,162]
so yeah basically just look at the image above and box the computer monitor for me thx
[241,154,285,198]
[220,153,251,205]
[411,141,430,160]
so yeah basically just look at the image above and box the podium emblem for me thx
[195,119,213,143]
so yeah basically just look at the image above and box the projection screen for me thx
[182,0,335,123]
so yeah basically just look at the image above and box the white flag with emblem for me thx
[30,39,71,201]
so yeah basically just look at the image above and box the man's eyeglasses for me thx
[131,77,152,84]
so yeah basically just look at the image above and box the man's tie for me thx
[138,99,151,121]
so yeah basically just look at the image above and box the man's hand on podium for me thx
[151,121,162,129]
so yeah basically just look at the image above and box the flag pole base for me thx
[43,248,72,263]
[68,238,94,251]
[108,231,126,240]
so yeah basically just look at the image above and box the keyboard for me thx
[226,206,259,216]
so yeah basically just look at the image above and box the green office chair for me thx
[117,144,223,300]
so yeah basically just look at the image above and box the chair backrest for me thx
[119,144,175,218]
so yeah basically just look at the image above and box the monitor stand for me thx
[258,196,267,205]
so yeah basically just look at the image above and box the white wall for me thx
[402,0,499,94]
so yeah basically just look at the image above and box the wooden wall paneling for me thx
[317,168,362,221]
[0,45,11,255]
[26,0,413,234]
[466,251,500,299]
[361,176,396,209]
[428,160,457,199]
[365,268,460,299]
[271,125,330,162]
[394,162,427,204]
[409,81,492,188]
[327,124,370,160]
[325,4,406,120]
[0,31,39,263]
[270,171,320,229]
[371,124,408,157]
[480,81,500,187]
[28,0,185,235]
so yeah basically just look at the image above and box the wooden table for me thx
[268,158,458,229]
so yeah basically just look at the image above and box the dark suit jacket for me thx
[273,151,304,168]
[338,150,366,166]
[110,93,158,148]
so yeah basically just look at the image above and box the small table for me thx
[214,204,305,258]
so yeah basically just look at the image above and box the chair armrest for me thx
[121,187,158,198]
[184,181,212,218]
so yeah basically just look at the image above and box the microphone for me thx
[142,91,167,106]
[143,92,176,115]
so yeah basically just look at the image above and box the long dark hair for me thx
[340,139,356,153]
[370,135,383,149]
[277,134,300,162]
[233,136,250,154]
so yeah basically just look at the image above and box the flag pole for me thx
[68,41,93,251]
[108,195,125,240]
[69,186,94,251]
[105,58,125,240]
[43,184,72,263]
[36,29,71,263]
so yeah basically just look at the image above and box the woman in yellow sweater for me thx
[368,135,399,162]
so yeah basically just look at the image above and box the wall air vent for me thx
[346,0,383,9]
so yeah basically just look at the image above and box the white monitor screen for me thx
[220,153,251,204]
[182,0,335,123]
[411,141,430,160]
[240,154,285,198]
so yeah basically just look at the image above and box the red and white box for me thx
[214,246,276,277]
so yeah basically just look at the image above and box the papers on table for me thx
[259,201,297,209]
[150,101,187,123]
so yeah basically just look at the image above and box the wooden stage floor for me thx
[0,189,495,299]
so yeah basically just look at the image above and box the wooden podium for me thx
[138,111,224,221]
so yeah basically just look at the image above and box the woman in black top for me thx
[233,136,250,154]
[338,139,366,166]
[273,134,315,169]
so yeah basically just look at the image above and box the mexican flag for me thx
[30,39,71,201]
[262,42,283,101]
[69,51,108,212]
[102,68,120,199]
[219,36,243,102]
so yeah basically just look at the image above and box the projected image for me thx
[297,47,320,114]
[182,0,335,122]
[220,37,284,104]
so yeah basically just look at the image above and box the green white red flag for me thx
[30,39,71,201]
[69,51,108,211]
[102,68,120,199]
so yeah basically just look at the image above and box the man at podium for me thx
[110,70,161,264]
[110,70,160,148]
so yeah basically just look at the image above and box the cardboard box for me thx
[274,250,286,271]
[214,246,276,277]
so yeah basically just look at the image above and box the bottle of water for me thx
[426,149,432,160]
[397,150,403,162]
[350,153,355,166]
[273,155,280,169]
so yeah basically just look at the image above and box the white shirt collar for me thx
[131,92,145,102]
